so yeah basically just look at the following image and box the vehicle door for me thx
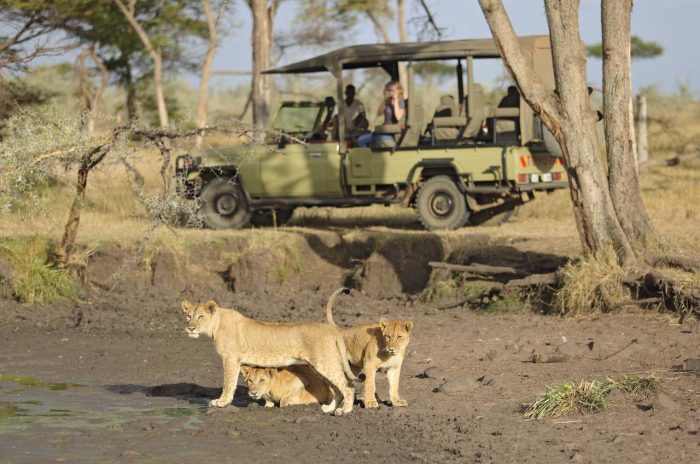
[259,141,342,197]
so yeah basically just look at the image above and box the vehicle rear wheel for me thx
[250,208,295,227]
[416,175,470,230]
[199,177,252,229]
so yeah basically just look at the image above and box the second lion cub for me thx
[241,365,334,408]
[326,288,413,408]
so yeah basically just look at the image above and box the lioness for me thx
[181,299,355,415]
[241,365,334,408]
[326,288,413,408]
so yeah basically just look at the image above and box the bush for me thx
[0,237,78,304]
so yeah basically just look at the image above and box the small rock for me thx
[485,350,497,361]
[436,378,479,395]
[651,392,680,413]
[422,366,446,380]
[679,418,699,434]
[682,358,700,372]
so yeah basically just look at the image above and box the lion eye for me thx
[259,379,264,383]
[197,315,204,320]
[397,335,402,340]
[186,315,191,321]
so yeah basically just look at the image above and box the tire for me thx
[199,177,252,229]
[250,208,295,227]
[468,207,515,226]
[416,175,470,230]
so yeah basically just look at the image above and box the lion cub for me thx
[326,288,414,408]
[241,365,334,408]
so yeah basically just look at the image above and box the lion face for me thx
[241,366,275,399]
[180,300,218,338]
[379,319,413,356]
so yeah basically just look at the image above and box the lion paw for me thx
[364,399,379,409]
[391,398,408,407]
[209,398,231,408]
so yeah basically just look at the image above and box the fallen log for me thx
[646,254,700,273]
[639,145,699,169]
[504,272,558,289]
[428,261,528,277]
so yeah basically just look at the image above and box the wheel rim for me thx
[430,191,454,218]
[214,193,238,216]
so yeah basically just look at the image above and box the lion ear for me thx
[379,318,388,331]
[240,365,251,379]
[266,368,276,377]
[404,320,414,334]
[181,300,193,313]
[204,300,218,314]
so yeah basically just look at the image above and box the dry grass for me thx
[0,237,78,304]
[555,246,629,316]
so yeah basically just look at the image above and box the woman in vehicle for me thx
[357,80,406,147]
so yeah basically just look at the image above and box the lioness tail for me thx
[325,287,349,326]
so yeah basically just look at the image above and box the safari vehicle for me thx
[176,36,568,230]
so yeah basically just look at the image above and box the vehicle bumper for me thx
[514,181,569,192]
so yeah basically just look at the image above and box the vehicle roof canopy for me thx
[264,36,551,74]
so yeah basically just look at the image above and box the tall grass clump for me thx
[555,246,629,315]
[524,374,662,419]
[0,237,78,304]
[524,379,614,419]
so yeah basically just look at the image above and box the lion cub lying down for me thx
[181,299,355,415]
[241,365,334,408]
[326,288,414,408]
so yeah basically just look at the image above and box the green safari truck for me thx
[176,35,568,230]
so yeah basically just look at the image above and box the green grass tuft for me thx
[524,374,663,419]
[0,237,78,304]
[524,379,614,419]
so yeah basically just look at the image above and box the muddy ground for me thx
[0,230,698,463]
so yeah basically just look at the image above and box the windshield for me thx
[271,104,323,136]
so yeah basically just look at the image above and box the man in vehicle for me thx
[343,84,368,139]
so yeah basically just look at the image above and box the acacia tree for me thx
[196,0,229,146]
[479,0,635,263]
[478,0,698,312]
[247,0,281,131]
[600,0,660,251]
[112,0,170,127]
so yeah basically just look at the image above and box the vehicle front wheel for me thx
[250,208,295,227]
[199,177,252,229]
[415,175,470,231]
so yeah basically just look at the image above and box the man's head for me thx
[345,84,356,104]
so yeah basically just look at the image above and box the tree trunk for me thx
[125,74,137,123]
[601,0,659,249]
[478,0,635,265]
[250,0,271,132]
[366,9,391,44]
[150,51,169,128]
[87,46,109,133]
[636,93,648,166]
[396,0,409,98]
[56,162,89,268]
[196,0,221,147]
[113,0,169,128]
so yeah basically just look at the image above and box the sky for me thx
[204,0,699,94]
